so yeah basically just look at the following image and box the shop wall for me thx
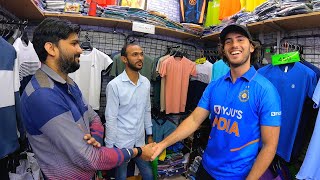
[260,28,320,67]
[25,25,199,60]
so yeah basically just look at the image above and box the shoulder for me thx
[140,75,150,86]
[251,73,279,98]
[296,62,316,75]
[253,73,275,90]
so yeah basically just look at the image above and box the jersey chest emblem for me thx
[239,89,249,102]
[189,0,196,6]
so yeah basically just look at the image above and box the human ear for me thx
[44,42,57,57]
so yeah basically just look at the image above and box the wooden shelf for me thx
[0,0,199,40]
[44,13,199,40]
[202,11,320,42]
[0,0,44,20]
[2,0,320,41]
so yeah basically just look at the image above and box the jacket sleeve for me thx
[24,88,131,170]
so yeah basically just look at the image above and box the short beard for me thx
[228,54,250,68]
[127,59,142,72]
[58,53,80,74]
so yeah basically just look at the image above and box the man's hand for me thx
[147,135,153,144]
[150,142,166,161]
[140,142,156,161]
[84,134,101,148]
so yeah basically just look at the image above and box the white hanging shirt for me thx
[13,38,41,81]
[69,48,113,110]
[191,60,213,84]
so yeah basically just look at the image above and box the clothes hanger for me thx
[80,32,93,51]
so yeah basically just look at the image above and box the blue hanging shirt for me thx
[258,62,317,162]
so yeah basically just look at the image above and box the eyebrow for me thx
[71,39,80,43]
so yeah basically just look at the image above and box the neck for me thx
[125,68,139,85]
[45,59,68,81]
[230,63,251,83]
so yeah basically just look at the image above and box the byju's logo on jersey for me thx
[214,105,221,114]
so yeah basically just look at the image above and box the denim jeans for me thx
[115,157,153,180]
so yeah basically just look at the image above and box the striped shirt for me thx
[21,64,131,179]
[0,37,22,159]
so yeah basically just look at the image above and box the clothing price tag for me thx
[132,22,155,34]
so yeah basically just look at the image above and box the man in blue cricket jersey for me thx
[151,24,282,180]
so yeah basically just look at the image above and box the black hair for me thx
[120,43,140,57]
[32,17,80,62]
[218,38,261,66]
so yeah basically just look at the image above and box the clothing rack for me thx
[0,19,28,26]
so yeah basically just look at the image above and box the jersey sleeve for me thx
[259,83,282,126]
[197,82,214,111]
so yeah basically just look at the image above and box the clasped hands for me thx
[83,134,165,161]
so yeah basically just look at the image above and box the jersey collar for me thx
[224,66,257,82]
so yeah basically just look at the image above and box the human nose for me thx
[76,44,83,54]
[138,54,144,60]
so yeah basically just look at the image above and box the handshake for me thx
[84,134,166,161]
[138,142,165,161]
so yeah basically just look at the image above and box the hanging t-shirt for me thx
[0,37,22,158]
[296,79,320,179]
[205,0,221,27]
[159,56,197,114]
[258,62,317,162]
[12,38,41,94]
[69,48,113,110]
[211,59,230,82]
[180,0,207,24]
[240,0,266,12]
[219,0,241,20]
[191,60,213,84]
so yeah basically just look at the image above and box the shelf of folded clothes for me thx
[202,0,320,42]
[202,11,320,42]
[44,13,199,40]
[1,0,199,40]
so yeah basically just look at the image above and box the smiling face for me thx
[223,32,254,68]
[56,33,83,74]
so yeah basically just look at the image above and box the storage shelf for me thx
[44,13,199,40]
[0,0,199,40]
[2,0,320,41]
[0,0,44,20]
[202,11,320,42]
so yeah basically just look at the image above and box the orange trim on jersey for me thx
[180,0,185,21]
[230,138,260,152]
[199,0,206,23]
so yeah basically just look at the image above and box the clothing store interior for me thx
[1,0,320,179]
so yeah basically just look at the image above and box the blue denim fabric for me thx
[115,157,153,180]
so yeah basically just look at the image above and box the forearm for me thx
[84,146,139,170]
[246,145,277,180]
[160,113,201,148]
